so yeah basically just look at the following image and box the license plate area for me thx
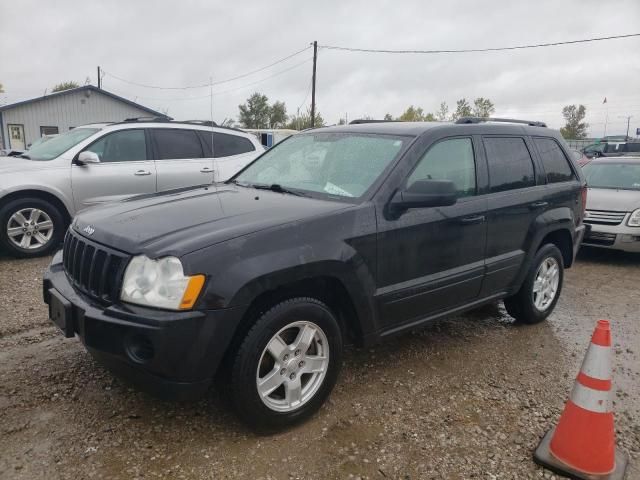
[48,289,75,338]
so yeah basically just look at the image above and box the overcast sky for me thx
[1,0,639,136]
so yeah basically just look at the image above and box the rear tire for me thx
[230,297,342,431]
[0,197,65,258]
[504,244,564,324]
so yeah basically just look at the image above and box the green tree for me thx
[424,112,436,121]
[269,101,288,128]
[383,113,393,121]
[560,104,588,139]
[285,108,325,130]
[451,98,472,120]
[238,92,271,128]
[436,102,449,121]
[51,81,80,92]
[472,97,495,118]
[397,105,425,121]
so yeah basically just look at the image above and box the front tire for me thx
[504,244,564,324]
[230,298,343,431]
[0,197,65,258]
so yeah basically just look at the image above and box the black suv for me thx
[44,118,587,429]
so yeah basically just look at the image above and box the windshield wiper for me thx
[251,183,308,197]
[19,154,31,159]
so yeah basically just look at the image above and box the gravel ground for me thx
[0,247,638,479]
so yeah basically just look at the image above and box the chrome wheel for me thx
[256,321,329,413]
[6,208,54,250]
[532,257,559,311]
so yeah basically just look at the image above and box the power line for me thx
[319,33,640,54]
[102,45,311,90]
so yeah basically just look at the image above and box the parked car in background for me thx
[570,148,590,166]
[582,142,606,159]
[0,119,263,257]
[582,157,640,252]
[0,148,25,157]
[44,117,586,429]
[599,141,640,157]
[243,128,297,149]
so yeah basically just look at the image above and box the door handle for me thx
[200,167,213,173]
[134,170,151,176]
[459,215,485,225]
[529,201,549,209]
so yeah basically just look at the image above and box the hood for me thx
[0,157,63,175]
[73,185,351,256]
[586,187,640,212]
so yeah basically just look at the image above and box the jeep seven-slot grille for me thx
[62,229,129,304]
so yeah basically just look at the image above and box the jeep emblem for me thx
[83,225,95,236]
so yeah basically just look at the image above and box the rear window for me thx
[534,138,575,183]
[483,137,536,192]
[153,129,203,159]
[197,131,256,157]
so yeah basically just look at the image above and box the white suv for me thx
[0,119,264,257]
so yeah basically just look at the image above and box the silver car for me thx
[582,157,640,252]
[0,120,263,257]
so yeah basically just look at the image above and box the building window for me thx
[40,126,59,136]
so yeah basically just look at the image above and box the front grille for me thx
[584,209,626,225]
[584,231,617,246]
[62,229,129,304]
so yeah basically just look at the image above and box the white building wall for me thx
[1,89,157,148]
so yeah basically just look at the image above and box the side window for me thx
[484,137,535,193]
[153,129,203,160]
[212,132,256,158]
[407,137,476,197]
[534,138,575,183]
[84,129,147,162]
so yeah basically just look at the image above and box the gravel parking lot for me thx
[0,248,638,479]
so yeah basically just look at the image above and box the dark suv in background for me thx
[44,117,587,429]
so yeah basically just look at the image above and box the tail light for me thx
[581,185,588,216]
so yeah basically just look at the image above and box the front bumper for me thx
[582,222,640,253]
[43,251,245,400]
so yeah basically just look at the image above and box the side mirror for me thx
[77,151,100,165]
[388,179,457,216]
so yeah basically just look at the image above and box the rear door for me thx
[71,128,157,211]
[152,128,214,191]
[481,135,544,295]
[197,131,259,181]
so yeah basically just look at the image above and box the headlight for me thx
[120,256,205,310]
[628,209,640,227]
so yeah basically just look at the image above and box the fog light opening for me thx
[125,333,155,363]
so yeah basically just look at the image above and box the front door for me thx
[8,124,25,150]
[71,128,157,211]
[151,128,214,191]
[375,136,488,329]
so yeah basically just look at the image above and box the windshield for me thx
[583,162,640,190]
[25,128,99,160]
[233,132,410,200]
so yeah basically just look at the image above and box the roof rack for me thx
[349,119,396,125]
[455,117,547,127]
[123,116,173,123]
[182,120,218,127]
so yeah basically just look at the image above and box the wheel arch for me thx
[0,189,73,226]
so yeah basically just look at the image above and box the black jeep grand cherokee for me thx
[44,118,587,429]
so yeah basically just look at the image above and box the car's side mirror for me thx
[76,151,100,165]
[388,179,457,217]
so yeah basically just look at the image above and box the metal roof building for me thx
[0,86,167,150]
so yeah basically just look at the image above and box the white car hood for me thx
[0,156,63,175]
[586,187,640,212]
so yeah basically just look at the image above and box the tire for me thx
[504,244,564,324]
[0,197,65,258]
[230,297,343,431]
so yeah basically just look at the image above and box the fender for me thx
[0,185,74,219]
[511,206,576,292]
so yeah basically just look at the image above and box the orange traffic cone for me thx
[534,320,628,479]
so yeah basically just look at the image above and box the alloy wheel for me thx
[256,321,330,413]
[6,208,54,250]
[532,257,560,311]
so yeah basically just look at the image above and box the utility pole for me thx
[97,66,101,89]
[310,41,318,128]
[619,115,633,138]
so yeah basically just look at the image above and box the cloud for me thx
[1,0,639,136]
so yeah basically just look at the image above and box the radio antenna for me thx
[210,76,224,213]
